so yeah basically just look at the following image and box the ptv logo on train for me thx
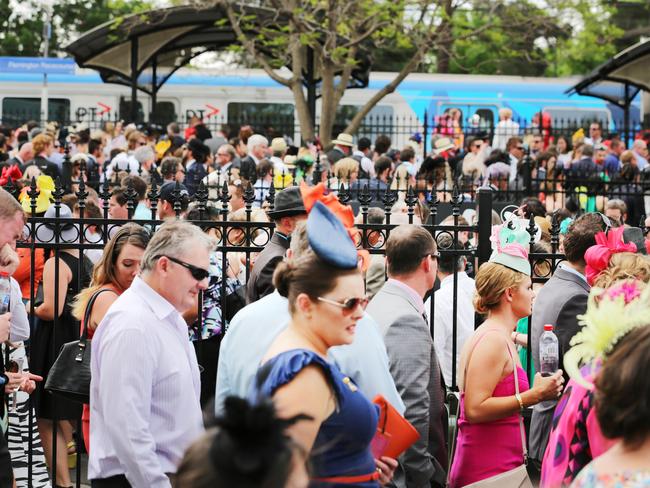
[75,102,112,121]
[185,104,220,120]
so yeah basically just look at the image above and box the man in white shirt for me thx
[89,221,212,488]
[492,108,520,151]
[583,121,604,146]
[632,139,649,170]
[424,234,475,387]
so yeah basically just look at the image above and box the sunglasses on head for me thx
[155,255,210,281]
[318,296,369,313]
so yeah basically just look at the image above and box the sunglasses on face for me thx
[156,255,210,281]
[317,296,369,313]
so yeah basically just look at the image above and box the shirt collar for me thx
[558,262,588,284]
[130,276,177,320]
[387,278,424,313]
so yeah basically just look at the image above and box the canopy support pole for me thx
[151,56,158,124]
[130,38,139,123]
[623,82,631,146]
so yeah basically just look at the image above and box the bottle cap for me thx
[544,324,554,331]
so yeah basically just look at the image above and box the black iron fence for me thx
[5,171,577,486]
[3,111,650,152]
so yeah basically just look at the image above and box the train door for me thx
[151,98,179,127]
[119,96,147,124]
[436,103,497,134]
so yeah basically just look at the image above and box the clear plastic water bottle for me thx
[0,272,10,315]
[539,324,559,376]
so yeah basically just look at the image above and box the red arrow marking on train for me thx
[97,102,112,115]
[206,104,220,117]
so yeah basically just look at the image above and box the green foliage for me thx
[0,0,152,56]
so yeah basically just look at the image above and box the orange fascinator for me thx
[300,182,369,271]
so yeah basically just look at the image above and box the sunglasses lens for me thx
[343,298,368,311]
[191,269,209,281]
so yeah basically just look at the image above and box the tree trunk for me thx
[292,82,315,142]
[436,0,454,73]
[318,60,337,147]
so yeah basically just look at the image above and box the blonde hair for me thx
[620,150,636,166]
[333,157,359,183]
[593,253,650,289]
[499,108,513,119]
[32,134,53,155]
[473,262,526,314]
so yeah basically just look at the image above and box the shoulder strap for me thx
[81,288,119,341]
[507,340,529,464]
[461,328,503,388]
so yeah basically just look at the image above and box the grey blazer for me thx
[529,266,590,461]
[367,280,447,488]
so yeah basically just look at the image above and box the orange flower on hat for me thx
[300,182,369,271]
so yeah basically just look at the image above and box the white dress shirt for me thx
[89,277,203,488]
[10,277,29,341]
[215,291,405,415]
[425,272,475,386]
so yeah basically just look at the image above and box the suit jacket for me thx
[367,280,447,488]
[185,162,207,196]
[529,266,590,461]
[245,232,290,304]
[21,155,60,180]
[238,155,258,183]
[365,254,386,300]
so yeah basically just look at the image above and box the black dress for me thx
[31,251,92,420]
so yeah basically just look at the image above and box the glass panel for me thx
[227,102,295,140]
[1,97,70,125]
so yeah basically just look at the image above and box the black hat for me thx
[187,138,210,159]
[267,187,307,219]
[159,181,189,204]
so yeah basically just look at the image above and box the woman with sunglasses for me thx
[71,223,150,454]
[252,202,397,487]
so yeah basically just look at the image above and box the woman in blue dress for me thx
[252,201,398,487]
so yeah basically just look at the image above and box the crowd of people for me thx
[0,116,648,488]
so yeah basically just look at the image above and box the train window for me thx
[227,102,295,139]
[543,107,610,127]
[152,101,176,126]
[333,105,394,140]
[2,98,70,125]
[119,98,145,124]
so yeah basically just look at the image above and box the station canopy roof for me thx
[65,4,370,97]
[566,39,650,107]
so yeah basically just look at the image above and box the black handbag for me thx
[44,288,116,403]
[224,285,247,323]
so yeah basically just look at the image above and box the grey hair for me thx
[141,220,215,273]
[247,134,268,153]
[133,145,156,164]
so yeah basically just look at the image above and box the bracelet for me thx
[515,392,525,411]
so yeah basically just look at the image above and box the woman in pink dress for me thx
[449,222,564,487]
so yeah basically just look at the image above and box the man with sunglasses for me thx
[506,136,525,183]
[367,225,447,488]
[89,221,212,488]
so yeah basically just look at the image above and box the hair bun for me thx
[272,260,294,298]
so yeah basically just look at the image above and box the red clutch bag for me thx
[370,394,420,459]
